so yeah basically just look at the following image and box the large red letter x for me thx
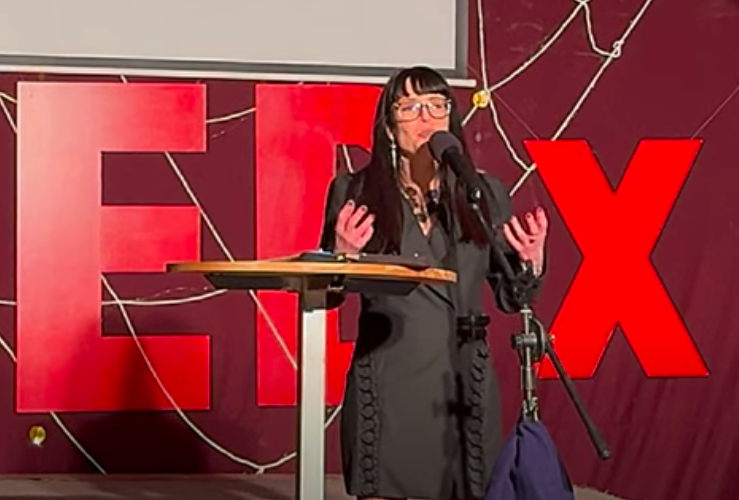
[17,83,209,412]
[525,139,707,378]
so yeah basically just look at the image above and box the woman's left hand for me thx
[503,207,548,275]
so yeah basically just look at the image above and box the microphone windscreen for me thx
[428,130,462,163]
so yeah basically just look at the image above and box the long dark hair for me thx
[347,66,491,254]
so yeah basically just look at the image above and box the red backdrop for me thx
[0,1,738,500]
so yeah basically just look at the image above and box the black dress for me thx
[319,170,542,500]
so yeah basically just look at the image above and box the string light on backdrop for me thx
[471,89,490,109]
[0,0,655,474]
[28,425,46,447]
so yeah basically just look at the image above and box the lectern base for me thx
[296,291,328,500]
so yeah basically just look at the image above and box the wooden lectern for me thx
[167,253,456,500]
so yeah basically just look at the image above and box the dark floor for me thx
[0,474,626,500]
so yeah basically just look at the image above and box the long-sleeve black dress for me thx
[319,169,542,500]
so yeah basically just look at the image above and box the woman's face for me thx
[390,78,451,157]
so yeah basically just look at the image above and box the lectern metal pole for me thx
[296,290,328,500]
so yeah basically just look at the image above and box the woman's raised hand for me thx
[334,200,375,254]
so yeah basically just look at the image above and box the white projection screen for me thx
[0,0,472,85]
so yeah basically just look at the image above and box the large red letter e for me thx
[17,83,210,412]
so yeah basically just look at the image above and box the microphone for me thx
[428,130,517,284]
[428,131,484,200]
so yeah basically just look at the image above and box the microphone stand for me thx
[465,181,611,461]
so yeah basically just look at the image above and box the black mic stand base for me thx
[464,183,611,461]
[512,307,611,460]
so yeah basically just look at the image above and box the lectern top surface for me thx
[167,254,456,285]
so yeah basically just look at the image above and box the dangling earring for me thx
[390,137,398,169]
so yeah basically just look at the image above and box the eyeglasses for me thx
[393,98,452,122]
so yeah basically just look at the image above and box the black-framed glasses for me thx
[393,98,452,122]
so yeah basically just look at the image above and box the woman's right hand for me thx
[334,200,375,254]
